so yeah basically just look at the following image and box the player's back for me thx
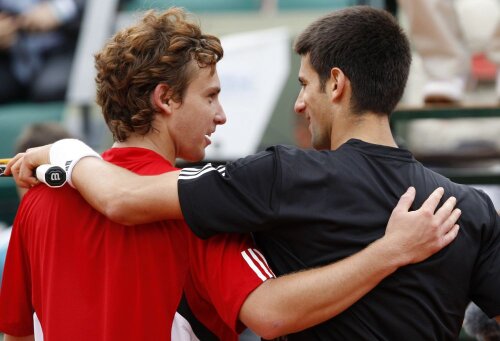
[0,148,189,340]
[260,140,500,340]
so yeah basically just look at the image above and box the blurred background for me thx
[0,1,499,339]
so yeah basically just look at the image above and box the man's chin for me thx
[180,151,205,163]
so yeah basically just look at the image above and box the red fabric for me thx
[0,147,189,340]
[471,53,497,81]
[185,232,274,340]
[0,147,273,340]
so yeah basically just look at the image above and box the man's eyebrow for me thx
[206,86,221,94]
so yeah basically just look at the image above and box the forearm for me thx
[239,237,403,339]
[72,158,183,224]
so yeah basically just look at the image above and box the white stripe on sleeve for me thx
[178,164,226,180]
[241,249,267,281]
[180,164,213,174]
[248,248,275,278]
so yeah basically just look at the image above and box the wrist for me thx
[369,237,409,271]
[50,139,102,188]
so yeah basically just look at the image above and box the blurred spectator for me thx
[0,122,71,284]
[463,302,500,341]
[0,221,9,285]
[397,0,500,104]
[0,0,85,103]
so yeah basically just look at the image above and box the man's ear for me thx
[152,83,173,115]
[330,67,346,101]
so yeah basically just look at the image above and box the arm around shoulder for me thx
[71,158,183,225]
[238,187,461,339]
[8,140,184,225]
[238,237,405,339]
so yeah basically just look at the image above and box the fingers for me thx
[434,203,461,251]
[393,187,416,213]
[5,153,24,175]
[419,187,445,214]
[439,208,462,234]
[10,158,34,188]
[19,157,39,187]
[10,153,39,188]
[434,196,458,225]
[439,224,460,248]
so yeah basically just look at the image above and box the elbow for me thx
[256,327,287,340]
[99,192,137,226]
[244,312,293,340]
[103,202,134,226]
[240,281,304,339]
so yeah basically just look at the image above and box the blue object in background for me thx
[0,227,11,284]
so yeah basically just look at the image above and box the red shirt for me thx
[0,147,274,340]
[0,147,189,340]
[185,232,275,340]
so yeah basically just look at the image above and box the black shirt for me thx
[178,139,500,340]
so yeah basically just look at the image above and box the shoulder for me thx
[429,176,498,228]
[226,148,277,171]
[226,145,326,173]
[22,184,76,204]
[17,185,83,223]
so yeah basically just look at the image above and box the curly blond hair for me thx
[95,8,223,141]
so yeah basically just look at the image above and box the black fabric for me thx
[177,294,219,341]
[179,151,280,238]
[178,139,500,340]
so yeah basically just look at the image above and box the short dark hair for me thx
[95,8,223,142]
[294,6,411,115]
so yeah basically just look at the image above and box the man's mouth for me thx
[205,132,213,145]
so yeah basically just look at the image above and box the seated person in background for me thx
[397,0,500,103]
[0,0,85,103]
[464,302,500,341]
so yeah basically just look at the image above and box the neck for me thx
[330,111,397,150]
[113,132,175,165]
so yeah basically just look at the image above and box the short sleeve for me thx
[470,196,500,318]
[186,233,275,334]
[0,201,34,336]
[178,149,281,238]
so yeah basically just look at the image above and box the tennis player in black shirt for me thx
[9,6,499,340]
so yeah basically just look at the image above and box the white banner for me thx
[205,27,291,160]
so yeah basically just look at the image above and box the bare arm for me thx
[4,335,35,341]
[71,158,183,224]
[239,187,461,339]
[7,145,183,224]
